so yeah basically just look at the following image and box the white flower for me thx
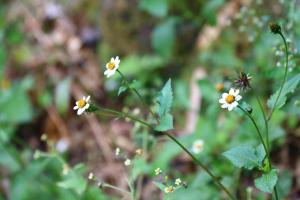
[164,186,174,193]
[154,168,162,175]
[115,147,120,156]
[175,178,182,186]
[88,172,94,180]
[219,88,242,111]
[124,159,131,166]
[73,96,90,115]
[104,56,120,78]
[192,139,204,154]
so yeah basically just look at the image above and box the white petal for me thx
[229,88,235,95]
[222,93,228,99]
[232,101,238,107]
[104,69,109,75]
[233,89,239,96]
[77,108,85,115]
[219,98,225,103]
[228,105,234,111]
[82,96,86,100]
[221,103,228,108]
[110,57,115,62]
[115,57,120,65]
[235,95,242,101]
[73,105,78,110]
[86,96,90,102]
[84,103,90,110]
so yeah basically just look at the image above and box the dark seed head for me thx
[269,22,281,34]
[234,72,252,90]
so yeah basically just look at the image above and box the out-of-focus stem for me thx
[95,106,237,200]
[267,32,289,121]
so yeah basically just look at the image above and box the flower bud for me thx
[269,22,281,34]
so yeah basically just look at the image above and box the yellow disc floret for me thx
[107,62,115,70]
[225,95,235,104]
[77,99,87,108]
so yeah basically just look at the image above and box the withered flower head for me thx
[234,72,252,90]
[269,22,281,34]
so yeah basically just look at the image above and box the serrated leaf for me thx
[255,169,278,193]
[267,73,300,109]
[155,113,173,131]
[223,145,266,170]
[139,0,168,17]
[157,79,173,118]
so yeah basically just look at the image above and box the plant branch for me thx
[267,32,289,121]
[94,106,236,200]
[117,70,159,124]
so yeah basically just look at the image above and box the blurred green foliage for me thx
[1,0,300,199]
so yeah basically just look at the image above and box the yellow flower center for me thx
[166,186,174,193]
[225,95,235,104]
[195,143,202,149]
[77,99,86,108]
[107,62,115,70]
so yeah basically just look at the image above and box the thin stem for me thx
[164,132,236,200]
[117,69,159,124]
[94,106,236,200]
[238,105,270,162]
[267,32,289,121]
[274,186,279,200]
[255,95,270,151]
[102,183,131,196]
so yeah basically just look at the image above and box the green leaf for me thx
[139,0,168,17]
[157,79,173,118]
[267,73,300,109]
[0,81,33,123]
[151,18,177,57]
[223,145,266,170]
[55,77,71,115]
[255,169,278,193]
[118,84,128,96]
[155,113,173,131]
[57,168,87,195]
[202,0,225,25]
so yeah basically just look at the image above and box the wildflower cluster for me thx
[153,168,186,194]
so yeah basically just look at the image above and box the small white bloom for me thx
[175,178,182,186]
[154,168,162,175]
[192,139,204,154]
[219,88,242,111]
[115,147,120,156]
[104,56,120,78]
[88,172,94,180]
[73,95,91,115]
[124,159,131,166]
[164,186,174,193]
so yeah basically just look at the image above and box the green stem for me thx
[102,183,131,196]
[117,70,159,123]
[238,105,270,163]
[94,106,236,200]
[255,95,270,151]
[238,105,279,200]
[267,32,289,121]
[274,186,279,200]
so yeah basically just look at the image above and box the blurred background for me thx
[0,0,299,199]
